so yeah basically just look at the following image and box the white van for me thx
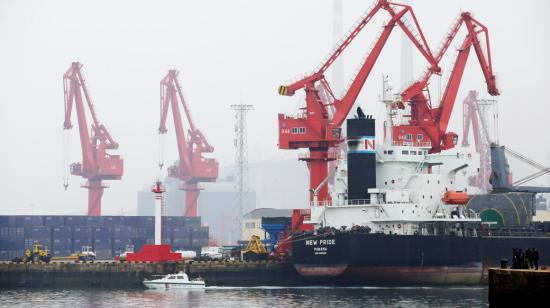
[200,246,223,260]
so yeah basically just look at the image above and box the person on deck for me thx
[532,248,539,270]
[525,248,533,269]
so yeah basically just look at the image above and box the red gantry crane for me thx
[392,12,499,153]
[63,62,124,216]
[159,69,218,217]
[278,0,439,204]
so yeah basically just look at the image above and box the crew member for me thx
[533,248,539,270]
[525,248,533,269]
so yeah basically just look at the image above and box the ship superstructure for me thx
[310,79,479,237]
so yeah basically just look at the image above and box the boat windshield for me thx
[177,276,184,279]
[167,276,175,279]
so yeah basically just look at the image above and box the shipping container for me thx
[0,250,8,261]
[103,216,125,227]
[162,227,171,239]
[123,216,141,227]
[172,238,191,250]
[64,216,86,226]
[94,248,113,260]
[191,238,208,248]
[16,216,43,227]
[163,216,186,227]
[93,227,111,240]
[0,227,25,238]
[0,238,25,250]
[52,226,72,239]
[93,238,112,250]
[138,216,155,227]
[183,217,201,227]
[28,226,51,239]
[191,226,209,239]
[73,238,93,249]
[53,238,72,250]
[113,226,138,239]
[0,249,25,261]
[73,226,92,238]
[43,216,65,227]
[86,216,104,227]
[138,227,155,238]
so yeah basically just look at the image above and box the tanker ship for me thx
[288,89,550,286]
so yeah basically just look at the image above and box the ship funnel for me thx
[347,116,376,201]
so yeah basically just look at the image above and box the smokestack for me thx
[347,116,376,200]
[151,181,166,245]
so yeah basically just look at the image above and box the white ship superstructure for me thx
[308,80,481,236]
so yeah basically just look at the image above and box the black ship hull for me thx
[291,232,550,285]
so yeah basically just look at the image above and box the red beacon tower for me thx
[125,181,182,263]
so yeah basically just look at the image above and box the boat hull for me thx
[292,232,550,285]
[143,281,205,289]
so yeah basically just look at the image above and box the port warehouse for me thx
[0,216,208,261]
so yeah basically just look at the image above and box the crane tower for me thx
[63,62,124,216]
[158,69,218,217]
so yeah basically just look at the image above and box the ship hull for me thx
[292,233,550,285]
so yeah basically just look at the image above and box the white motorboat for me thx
[143,271,205,289]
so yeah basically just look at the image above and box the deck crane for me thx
[277,0,439,203]
[392,12,499,154]
[461,90,493,192]
[63,62,123,216]
[158,69,218,217]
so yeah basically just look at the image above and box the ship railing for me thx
[310,199,371,207]
[467,209,479,220]
[299,151,339,161]
[345,199,371,206]
[392,141,432,148]
[310,200,333,207]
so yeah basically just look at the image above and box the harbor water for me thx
[1,286,488,307]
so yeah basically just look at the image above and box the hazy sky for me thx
[1,0,549,215]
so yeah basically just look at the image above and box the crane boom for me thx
[392,12,500,154]
[278,0,438,204]
[63,62,123,216]
[159,69,218,217]
[397,12,499,110]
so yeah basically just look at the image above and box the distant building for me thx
[242,208,292,241]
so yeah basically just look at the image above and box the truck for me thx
[51,246,96,262]
[174,250,197,259]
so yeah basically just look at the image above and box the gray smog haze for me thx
[1,0,549,215]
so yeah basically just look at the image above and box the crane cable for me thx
[158,133,165,170]
[62,129,70,190]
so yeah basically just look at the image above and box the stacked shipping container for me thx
[0,216,206,260]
